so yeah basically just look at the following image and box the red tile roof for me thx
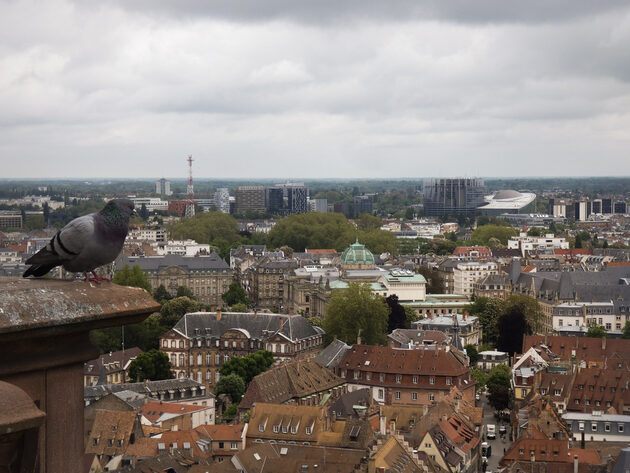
[195,424,245,442]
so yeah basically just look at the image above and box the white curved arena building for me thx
[477,190,537,215]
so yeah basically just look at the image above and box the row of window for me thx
[376,389,435,402]
[259,424,313,435]
[347,370,451,386]
[575,422,624,433]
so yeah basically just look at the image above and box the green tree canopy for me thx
[471,367,488,389]
[176,286,195,299]
[215,373,246,403]
[622,321,630,339]
[465,345,478,365]
[322,283,389,345]
[416,266,445,294]
[153,284,172,304]
[471,225,517,246]
[467,297,505,346]
[586,323,607,338]
[386,295,409,332]
[356,213,382,231]
[486,364,512,412]
[113,264,152,294]
[128,349,172,382]
[230,302,248,312]
[497,295,544,355]
[222,282,250,307]
[159,296,202,328]
[219,350,274,384]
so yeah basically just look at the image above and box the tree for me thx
[220,350,274,384]
[416,266,445,294]
[386,295,409,332]
[357,213,381,231]
[622,322,630,339]
[467,297,505,346]
[176,286,195,299]
[159,296,201,328]
[322,283,389,345]
[586,323,607,338]
[153,284,172,304]
[215,373,246,403]
[222,404,238,423]
[128,349,172,382]
[527,227,542,237]
[471,367,488,389]
[222,282,250,307]
[404,306,420,325]
[497,295,544,355]
[486,364,512,412]
[113,264,152,293]
[471,225,517,246]
[465,344,478,365]
[574,234,583,249]
[139,203,150,221]
[231,302,248,312]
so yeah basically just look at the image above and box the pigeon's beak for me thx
[132,208,137,216]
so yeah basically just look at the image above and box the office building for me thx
[574,200,591,221]
[235,186,266,214]
[614,201,628,214]
[265,187,284,214]
[155,178,172,196]
[423,178,486,217]
[602,198,613,214]
[214,188,230,213]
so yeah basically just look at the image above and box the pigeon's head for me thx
[102,199,136,221]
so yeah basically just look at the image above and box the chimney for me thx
[357,336,361,345]
[574,455,578,473]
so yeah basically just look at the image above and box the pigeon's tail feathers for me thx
[25,247,64,265]
[23,263,59,278]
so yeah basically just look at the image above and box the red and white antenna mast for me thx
[185,155,195,217]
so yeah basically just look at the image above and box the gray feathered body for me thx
[23,199,134,278]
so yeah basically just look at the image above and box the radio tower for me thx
[185,155,195,217]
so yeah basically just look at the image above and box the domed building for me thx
[477,189,536,215]
[340,239,376,270]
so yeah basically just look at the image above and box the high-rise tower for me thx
[185,155,195,217]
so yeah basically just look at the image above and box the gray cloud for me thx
[0,0,629,178]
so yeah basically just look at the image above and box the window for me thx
[619,424,624,433]
[578,422,584,431]
[591,423,597,432]
[412,392,418,401]
[395,391,401,400]
[378,389,384,399]
[396,375,402,384]
[366,373,371,381]
[306,426,312,435]
[93,438,99,446]
[446,378,451,386]
[554,389,561,396]
[231,442,238,449]
[412,376,418,384]
[117,439,123,447]
[354,371,359,380]
[108,439,113,447]
[273,425,279,433]
[259,424,265,432]
[429,393,435,401]
[429,377,435,385]
[605,423,611,432]
[282,426,288,434]
[379,373,384,382]
[290,426,297,434]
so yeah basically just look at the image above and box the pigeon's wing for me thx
[25,214,95,265]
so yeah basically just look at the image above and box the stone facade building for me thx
[246,258,298,310]
[160,311,325,391]
[116,253,232,307]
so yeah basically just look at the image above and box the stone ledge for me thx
[0,277,161,341]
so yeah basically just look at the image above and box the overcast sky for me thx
[1,1,630,179]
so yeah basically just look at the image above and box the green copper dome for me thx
[341,239,375,265]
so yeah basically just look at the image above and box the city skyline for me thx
[2,1,630,179]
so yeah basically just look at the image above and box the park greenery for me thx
[128,349,172,382]
[586,323,607,338]
[322,283,389,345]
[267,212,398,255]
[113,264,153,294]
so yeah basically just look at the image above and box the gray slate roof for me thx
[115,253,230,272]
[612,447,630,473]
[173,311,324,342]
[85,378,209,402]
[315,339,351,368]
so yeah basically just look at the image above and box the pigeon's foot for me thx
[83,272,111,283]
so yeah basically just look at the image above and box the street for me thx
[479,393,510,473]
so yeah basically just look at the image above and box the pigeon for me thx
[23,199,135,282]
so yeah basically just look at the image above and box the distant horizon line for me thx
[2,176,630,181]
